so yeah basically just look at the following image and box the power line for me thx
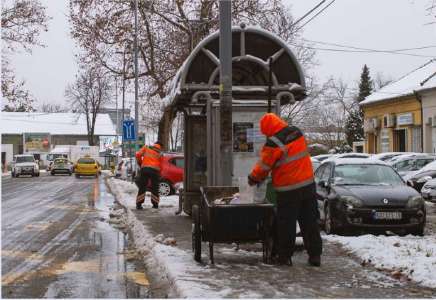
[294,0,336,32]
[292,0,328,27]
[303,39,436,53]
[291,43,436,58]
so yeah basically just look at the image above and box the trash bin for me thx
[265,177,277,206]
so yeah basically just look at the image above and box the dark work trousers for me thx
[135,167,160,207]
[276,183,322,259]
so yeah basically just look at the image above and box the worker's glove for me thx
[247,175,259,187]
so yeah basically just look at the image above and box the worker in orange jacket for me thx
[135,142,163,209]
[248,113,322,266]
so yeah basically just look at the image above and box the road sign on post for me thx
[123,119,136,141]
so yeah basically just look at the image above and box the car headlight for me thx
[340,196,363,208]
[407,195,424,208]
[417,176,432,183]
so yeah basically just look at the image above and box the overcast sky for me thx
[9,0,436,107]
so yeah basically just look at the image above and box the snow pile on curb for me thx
[325,234,436,288]
[107,178,179,209]
[107,178,234,298]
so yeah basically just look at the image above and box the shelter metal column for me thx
[219,0,233,186]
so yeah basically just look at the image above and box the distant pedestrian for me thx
[248,113,322,266]
[135,142,163,209]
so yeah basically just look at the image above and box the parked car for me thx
[315,158,426,236]
[421,178,436,203]
[74,156,99,178]
[311,157,321,172]
[313,154,333,162]
[370,152,411,162]
[50,158,73,176]
[407,160,436,192]
[11,154,40,177]
[333,153,371,159]
[158,153,184,196]
[389,154,436,178]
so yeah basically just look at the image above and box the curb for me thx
[106,177,182,298]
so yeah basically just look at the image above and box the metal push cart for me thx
[192,186,275,264]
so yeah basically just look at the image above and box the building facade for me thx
[422,89,436,153]
[360,59,436,154]
[362,96,422,153]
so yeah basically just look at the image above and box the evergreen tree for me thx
[345,65,373,146]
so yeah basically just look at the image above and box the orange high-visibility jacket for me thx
[135,143,162,171]
[250,113,314,192]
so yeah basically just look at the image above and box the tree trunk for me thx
[158,106,176,151]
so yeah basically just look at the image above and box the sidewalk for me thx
[107,177,436,298]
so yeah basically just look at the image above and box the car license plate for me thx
[374,211,402,220]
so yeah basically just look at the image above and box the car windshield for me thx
[394,159,416,171]
[16,156,34,163]
[333,164,404,186]
[55,159,68,164]
[78,158,95,164]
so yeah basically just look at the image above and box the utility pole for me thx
[133,0,139,173]
[219,0,232,186]
[115,76,119,143]
[121,48,126,157]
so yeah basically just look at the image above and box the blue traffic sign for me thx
[122,119,136,141]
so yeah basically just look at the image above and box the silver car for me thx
[11,155,40,177]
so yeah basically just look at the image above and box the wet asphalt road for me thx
[1,172,149,298]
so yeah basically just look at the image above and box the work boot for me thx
[308,255,321,267]
[276,256,292,266]
[136,203,143,210]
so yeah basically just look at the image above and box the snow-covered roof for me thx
[1,112,116,135]
[361,59,436,106]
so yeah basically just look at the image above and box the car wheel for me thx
[36,172,40,177]
[159,181,173,197]
[75,174,79,178]
[69,172,72,176]
[324,203,337,235]
[11,171,15,178]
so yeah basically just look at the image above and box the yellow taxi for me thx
[74,156,99,178]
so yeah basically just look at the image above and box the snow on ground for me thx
[324,234,436,288]
[107,177,230,298]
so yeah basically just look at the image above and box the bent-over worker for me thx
[248,113,322,266]
[135,141,163,209]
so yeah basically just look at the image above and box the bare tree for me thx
[39,102,69,113]
[65,65,112,145]
[373,72,394,91]
[69,0,316,149]
[1,0,50,111]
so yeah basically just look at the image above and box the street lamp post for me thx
[134,0,139,173]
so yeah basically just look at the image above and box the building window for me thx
[412,127,422,153]
[380,129,389,153]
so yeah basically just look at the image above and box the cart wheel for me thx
[209,242,214,265]
[192,205,201,262]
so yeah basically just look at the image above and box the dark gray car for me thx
[315,158,426,236]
